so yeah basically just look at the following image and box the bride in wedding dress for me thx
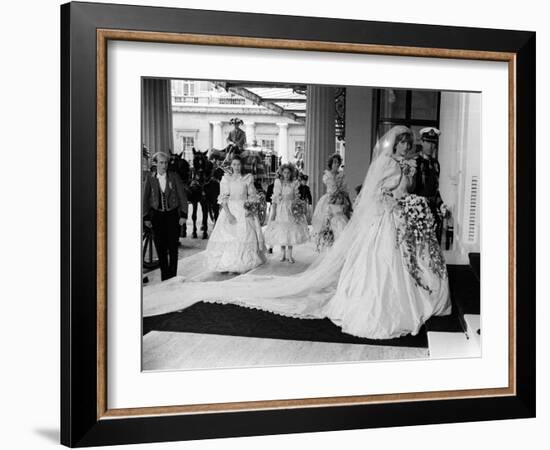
[144,126,452,339]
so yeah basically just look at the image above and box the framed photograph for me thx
[61,1,536,447]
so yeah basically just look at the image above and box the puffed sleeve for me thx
[244,174,258,202]
[217,175,230,205]
[378,156,403,194]
[272,178,282,204]
[322,170,331,185]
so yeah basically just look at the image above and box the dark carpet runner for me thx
[143,265,477,348]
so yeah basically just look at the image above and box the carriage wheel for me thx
[142,227,160,270]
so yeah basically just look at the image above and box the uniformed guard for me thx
[413,127,445,244]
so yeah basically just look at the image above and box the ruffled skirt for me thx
[264,200,309,246]
[205,200,266,273]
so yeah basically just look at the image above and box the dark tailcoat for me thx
[142,171,188,280]
[413,154,444,243]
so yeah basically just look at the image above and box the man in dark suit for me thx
[143,152,188,281]
[412,127,444,243]
[297,173,312,206]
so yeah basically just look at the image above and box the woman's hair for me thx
[278,163,296,181]
[327,153,343,169]
[230,154,243,163]
[392,132,414,153]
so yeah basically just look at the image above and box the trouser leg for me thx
[152,213,169,281]
[166,210,180,279]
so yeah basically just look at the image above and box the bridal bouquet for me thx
[397,157,417,177]
[395,194,447,293]
[315,217,334,252]
[291,198,308,223]
[243,200,261,218]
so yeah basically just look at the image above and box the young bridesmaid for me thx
[311,153,352,251]
[205,155,266,273]
[264,163,309,263]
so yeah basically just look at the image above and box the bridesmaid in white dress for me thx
[264,164,309,263]
[311,153,351,250]
[205,155,266,273]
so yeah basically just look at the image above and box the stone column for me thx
[345,86,374,201]
[244,121,256,146]
[305,85,335,204]
[211,121,223,148]
[141,78,174,155]
[277,123,289,163]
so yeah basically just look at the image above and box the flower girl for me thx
[205,155,266,273]
[311,153,352,251]
[264,163,309,263]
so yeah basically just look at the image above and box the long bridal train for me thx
[143,126,452,340]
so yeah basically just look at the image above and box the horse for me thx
[167,150,191,183]
[166,150,191,238]
[187,149,221,239]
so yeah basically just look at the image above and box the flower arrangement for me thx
[397,157,417,177]
[394,194,447,293]
[315,216,335,252]
[291,198,308,223]
[243,200,261,218]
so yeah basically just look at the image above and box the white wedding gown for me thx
[204,173,266,273]
[144,126,451,339]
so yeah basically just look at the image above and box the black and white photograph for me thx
[141,78,482,371]
[0,0,542,447]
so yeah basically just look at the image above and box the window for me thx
[182,81,195,96]
[261,139,275,153]
[373,89,441,153]
[182,136,195,161]
[172,80,196,97]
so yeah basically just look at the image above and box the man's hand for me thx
[178,217,186,226]
[144,220,152,229]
